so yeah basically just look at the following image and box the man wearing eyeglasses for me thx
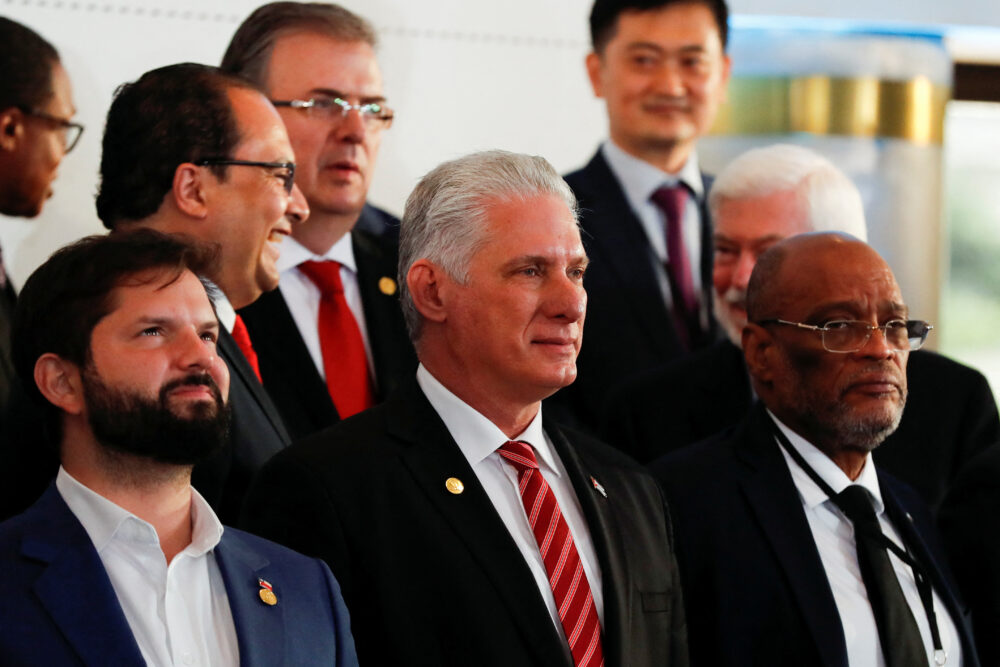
[0,17,82,421]
[221,2,416,441]
[605,145,998,516]
[93,63,309,523]
[651,231,979,667]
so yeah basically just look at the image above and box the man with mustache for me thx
[553,0,731,430]
[605,144,998,514]
[222,2,416,440]
[0,230,357,666]
[652,232,979,666]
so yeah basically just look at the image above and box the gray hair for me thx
[709,144,867,240]
[399,149,578,341]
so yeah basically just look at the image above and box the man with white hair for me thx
[241,150,689,667]
[605,144,998,511]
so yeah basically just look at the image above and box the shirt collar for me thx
[769,412,885,515]
[56,466,225,557]
[415,364,558,475]
[601,139,704,212]
[208,285,236,333]
[279,233,357,275]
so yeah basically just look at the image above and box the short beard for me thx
[82,367,230,478]
[713,287,746,347]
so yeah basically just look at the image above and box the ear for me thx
[0,106,25,152]
[719,53,733,103]
[34,353,86,416]
[406,259,450,325]
[172,163,210,218]
[742,322,777,386]
[585,52,604,98]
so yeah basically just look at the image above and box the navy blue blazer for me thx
[551,149,717,431]
[651,404,980,667]
[0,485,358,667]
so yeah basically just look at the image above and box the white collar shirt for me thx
[416,364,605,636]
[275,233,375,384]
[56,467,239,667]
[600,139,705,312]
[205,281,235,334]
[771,414,963,667]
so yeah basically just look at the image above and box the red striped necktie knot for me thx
[498,440,539,473]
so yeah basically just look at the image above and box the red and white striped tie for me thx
[498,440,604,667]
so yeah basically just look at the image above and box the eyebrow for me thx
[625,42,709,54]
[502,254,590,269]
[307,88,387,104]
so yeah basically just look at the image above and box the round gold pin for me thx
[445,477,464,495]
[378,276,397,296]
[259,588,277,606]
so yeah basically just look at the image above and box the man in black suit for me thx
[606,144,998,512]
[0,17,81,420]
[96,63,308,522]
[653,232,978,666]
[242,150,688,667]
[554,0,731,429]
[221,2,416,441]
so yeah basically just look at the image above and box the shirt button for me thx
[181,652,195,665]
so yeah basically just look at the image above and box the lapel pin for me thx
[445,477,465,495]
[378,276,397,296]
[258,578,277,606]
[590,476,607,498]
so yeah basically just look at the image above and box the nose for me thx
[286,184,309,224]
[546,272,587,323]
[732,249,756,291]
[654,60,685,97]
[335,106,366,143]
[176,328,216,372]
[856,323,896,360]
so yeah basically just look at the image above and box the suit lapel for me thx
[24,487,145,666]
[546,424,629,667]
[387,382,574,667]
[218,329,291,444]
[735,407,848,667]
[215,531,285,667]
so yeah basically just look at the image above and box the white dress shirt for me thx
[601,139,705,312]
[210,286,236,334]
[772,414,963,667]
[416,364,605,636]
[275,233,375,383]
[56,467,239,667]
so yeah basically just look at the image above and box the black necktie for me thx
[837,485,927,667]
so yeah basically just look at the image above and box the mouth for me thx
[532,336,579,352]
[845,372,903,398]
[322,159,361,178]
[642,99,691,115]
[165,376,220,404]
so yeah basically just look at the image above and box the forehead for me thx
[45,62,75,116]
[610,3,723,52]
[477,193,583,260]
[265,32,382,97]
[227,87,293,158]
[105,270,213,320]
[715,190,808,241]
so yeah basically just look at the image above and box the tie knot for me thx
[650,184,688,218]
[299,260,345,295]
[836,485,878,525]
[498,440,539,472]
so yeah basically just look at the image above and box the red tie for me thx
[298,260,374,419]
[650,185,701,349]
[498,440,604,667]
[230,314,262,383]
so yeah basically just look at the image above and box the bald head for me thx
[742,232,910,475]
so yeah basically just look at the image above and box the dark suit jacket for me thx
[939,442,1000,665]
[651,404,979,667]
[192,327,291,524]
[0,484,358,666]
[0,274,15,419]
[552,149,716,431]
[238,228,416,441]
[607,342,999,511]
[240,377,688,667]
[354,201,399,240]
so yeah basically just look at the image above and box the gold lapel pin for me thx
[445,477,465,495]
[258,578,277,606]
[378,276,397,296]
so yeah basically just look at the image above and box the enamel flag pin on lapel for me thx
[258,578,277,606]
[590,476,607,498]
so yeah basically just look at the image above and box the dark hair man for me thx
[0,230,357,666]
[222,2,416,441]
[605,144,998,515]
[96,62,309,522]
[0,16,82,417]
[553,0,731,430]
[652,232,979,666]
[241,150,688,667]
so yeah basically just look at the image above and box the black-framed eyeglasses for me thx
[18,106,84,154]
[193,158,296,194]
[755,318,933,353]
[271,97,394,131]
